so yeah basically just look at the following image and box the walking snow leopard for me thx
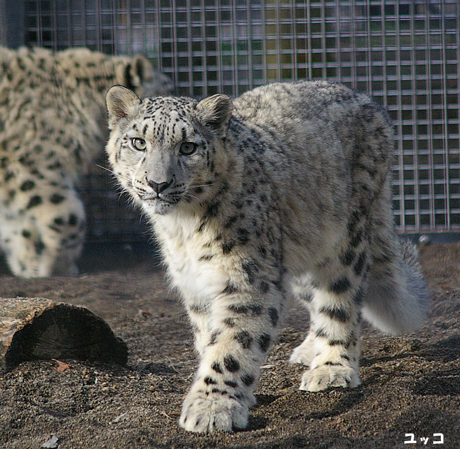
[0,46,171,277]
[105,80,429,433]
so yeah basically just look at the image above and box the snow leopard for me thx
[105,80,429,433]
[0,46,171,277]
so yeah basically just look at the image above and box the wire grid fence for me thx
[19,0,460,241]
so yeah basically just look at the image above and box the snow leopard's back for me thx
[232,81,429,334]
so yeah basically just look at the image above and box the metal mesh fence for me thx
[18,0,460,240]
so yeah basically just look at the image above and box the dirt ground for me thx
[0,240,459,449]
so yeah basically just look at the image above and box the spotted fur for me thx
[0,46,171,277]
[105,81,429,433]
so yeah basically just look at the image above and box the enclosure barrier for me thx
[2,0,459,242]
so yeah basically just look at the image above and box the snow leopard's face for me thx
[105,87,232,216]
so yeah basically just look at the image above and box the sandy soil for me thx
[0,241,459,448]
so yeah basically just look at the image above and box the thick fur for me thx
[0,46,172,277]
[105,81,429,433]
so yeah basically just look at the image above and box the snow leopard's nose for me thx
[147,178,173,194]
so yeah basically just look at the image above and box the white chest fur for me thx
[154,213,228,305]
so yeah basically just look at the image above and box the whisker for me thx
[96,164,132,184]
[183,193,201,202]
[96,164,116,175]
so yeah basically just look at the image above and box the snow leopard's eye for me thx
[131,138,147,151]
[179,142,197,156]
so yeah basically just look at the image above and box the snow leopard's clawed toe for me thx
[300,364,361,392]
[179,385,251,433]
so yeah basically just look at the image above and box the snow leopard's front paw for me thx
[179,388,249,433]
[299,364,361,392]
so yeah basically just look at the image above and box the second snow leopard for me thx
[105,81,429,433]
[0,46,171,277]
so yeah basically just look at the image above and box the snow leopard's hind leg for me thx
[290,180,429,392]
[289,170,376,391]
[289,237,370,391]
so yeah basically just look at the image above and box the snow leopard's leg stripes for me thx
[180,277,284,433]
[291,235,370,391]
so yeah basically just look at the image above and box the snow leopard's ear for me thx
[106,85,141,130]
[196,94,233,137]
[128,54,154,88]
[115,55,153,89]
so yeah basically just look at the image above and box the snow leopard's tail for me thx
[362,183,430,335]
[363,236,430,335]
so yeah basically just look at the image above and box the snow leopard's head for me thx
[105,86,233,216]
